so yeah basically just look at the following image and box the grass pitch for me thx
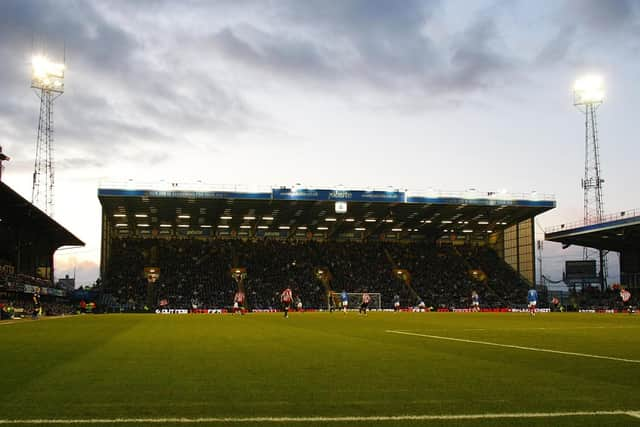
[1,312,639,426]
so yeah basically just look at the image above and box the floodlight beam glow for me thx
[574,75,604,105]
[31,55,65,92]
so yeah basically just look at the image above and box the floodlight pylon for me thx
[31,55,64,216]
[573,76,607,289]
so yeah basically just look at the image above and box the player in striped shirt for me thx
[281,287,293,318]
[359,291,371,315]
[620,288,632,314]
[471,290,480,312]
[233,290,245,315]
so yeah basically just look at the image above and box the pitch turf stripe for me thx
[0,316,75,326]
[1,411,639,424]
[386,330,640,364]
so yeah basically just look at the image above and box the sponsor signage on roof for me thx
[406,196,554,208]
[272,188,405,203]
[99,189,272,200]
[99,187,553,207]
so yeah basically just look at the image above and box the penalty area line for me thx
[0,411,639,424]
[386,330,640,364]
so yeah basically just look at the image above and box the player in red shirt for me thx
[281,287,293,318]
[233,290,245,315]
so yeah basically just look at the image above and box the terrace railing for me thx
[546,208,640,234]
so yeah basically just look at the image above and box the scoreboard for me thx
[565,260,598,282]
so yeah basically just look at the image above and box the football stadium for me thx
[2,2,640,426]
[3,181,640,426]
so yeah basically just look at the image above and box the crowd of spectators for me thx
[462,246,541,308]
[0,268,56,290]
[0,267,77,318]
[101,237,547,310]
[563,285,637,311]
[0,298,76,317]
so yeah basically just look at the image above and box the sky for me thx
[0,0,638,287]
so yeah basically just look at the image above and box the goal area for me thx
[328,292,382,311]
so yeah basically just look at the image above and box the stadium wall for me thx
[491,218,535,284]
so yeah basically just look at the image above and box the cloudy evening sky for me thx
[0,0,638,286]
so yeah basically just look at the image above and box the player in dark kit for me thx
[32,291,41,319]
[281,287,293,318]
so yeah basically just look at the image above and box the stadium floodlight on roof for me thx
[573,74,608,288]
[30,53,65,216]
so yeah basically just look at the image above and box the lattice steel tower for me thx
[573,75,607,288]
[31,54,65,216]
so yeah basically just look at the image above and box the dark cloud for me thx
[278,0,441,77]
[206,0,519,99]
[567,0,639,33]
[442,16,514,92]
[536,26,576,66]
[534,0,639,64]
[0,0,137,71]
[2,0,638,178]
[210,27,336,82]
[0,0,264,174]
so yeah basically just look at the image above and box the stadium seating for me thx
[100,238,550,310]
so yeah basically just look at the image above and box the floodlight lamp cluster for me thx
[573,75,604,106]
[31,55,65,93]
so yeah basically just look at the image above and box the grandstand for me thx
[98,183,554,311]
[546,208,640,290]
[0,181,84,314]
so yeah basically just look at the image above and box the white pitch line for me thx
[0,410,639,424]
[387,330,640,364]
